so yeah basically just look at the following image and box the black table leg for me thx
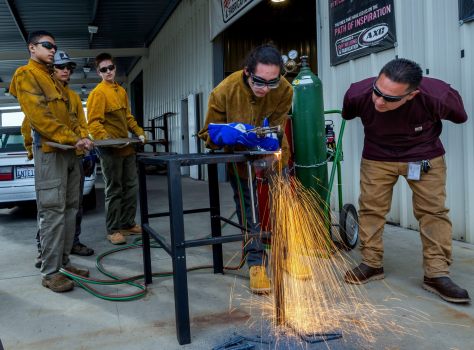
[208,163,223,274]
[138,161,153,284]
[168,161,191,345]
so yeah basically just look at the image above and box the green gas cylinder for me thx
[292,56,328,205]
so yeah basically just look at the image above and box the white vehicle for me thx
[0,126,96,209]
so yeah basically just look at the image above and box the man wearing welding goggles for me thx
[342,58,470,304]
[198,44,292,294]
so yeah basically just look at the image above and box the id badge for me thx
[407,162,421,180]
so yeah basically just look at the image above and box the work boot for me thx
[422,276,471,304]
[42,274,74,293]
[64,265,90,278]
[121,224,142,236]
[344,263,384,284]
[282,257,312,280]
[249,266,271,294]
[107,231,127,245]
[71,242,94,256]
[35,250,42,269]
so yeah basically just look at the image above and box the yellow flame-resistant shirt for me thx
[10,59,81,153]
[198,70,293,177]
[21,84,89,159]
[87,80,144,157]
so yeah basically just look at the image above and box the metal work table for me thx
[137,152,273,345]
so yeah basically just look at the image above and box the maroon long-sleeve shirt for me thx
[342,77,468,162]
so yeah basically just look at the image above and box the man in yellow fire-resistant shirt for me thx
[87,53,145,245]
[10,30,93,293]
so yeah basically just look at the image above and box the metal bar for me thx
[138,161,153,284]
[167,160,191,345]
[183,232,266,248]
[145,224,172,255]
[148,207,210,218]
[6,0,28,43]
[164,114,170,153]
[337,159,343,212]
[208,164,224,273]
[247,161,257,224]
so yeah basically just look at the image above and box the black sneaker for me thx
[344,263,384,284]
[423,276,471,304]
[71,242,94,256]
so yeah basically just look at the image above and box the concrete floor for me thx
[0,173,473,350]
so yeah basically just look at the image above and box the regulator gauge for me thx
[288,50,298,60]
[281,55,289,64]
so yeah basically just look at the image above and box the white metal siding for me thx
[128,0,213,156]
[317,0,474,242]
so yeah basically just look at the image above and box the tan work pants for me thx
[359,156,452,278]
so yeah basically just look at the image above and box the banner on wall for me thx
[209,0,262,40]
[459,0,474,23]
[329,0,397,66]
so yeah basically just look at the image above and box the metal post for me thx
[138,160,153,284]
[246,161,257,224]
[208,163,223,273]
[167,160,191,345]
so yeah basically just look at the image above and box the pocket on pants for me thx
[36,179,61,208]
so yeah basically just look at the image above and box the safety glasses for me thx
[250,73,280,89]
[34,41,57,51]
[54,64,73,71]
[372,82,413,103]
[98,64,116,73]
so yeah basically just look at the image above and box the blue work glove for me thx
[208,122,258,148]
[258,118,280,151]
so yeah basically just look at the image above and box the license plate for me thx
[16,166,35,179]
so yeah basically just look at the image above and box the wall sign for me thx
[209,0,262,40]
[459,0,474,23]
[329,0,397,66]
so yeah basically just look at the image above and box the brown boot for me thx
[121,224,142,236]
[423,276,471,304]
[107,231,127,245]
[249,266,271,294]
[344,263,384,284]
[42,274,74,293]
[64,265,90,278]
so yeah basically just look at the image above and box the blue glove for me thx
[208,122,258,148]
[258,118,280,151]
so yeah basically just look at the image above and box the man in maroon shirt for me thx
[342,58,470,304]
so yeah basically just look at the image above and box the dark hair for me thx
[244,44,283,74]
[95,52,114,68]
[27,30,55,45]
[378,58,423,90]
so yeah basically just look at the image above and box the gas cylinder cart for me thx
[323,110,359,250]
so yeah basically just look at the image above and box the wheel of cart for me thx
[324,110,359,250]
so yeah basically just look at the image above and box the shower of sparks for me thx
[245,172,421,347]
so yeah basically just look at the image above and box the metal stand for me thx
[137,152,273,345]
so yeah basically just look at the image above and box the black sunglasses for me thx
[372,82,413,103]
[54,64,73,71]
[250,73,280,89]
[99,64,116,73]
[34,41,57,51]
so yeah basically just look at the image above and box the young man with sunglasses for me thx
[10,31,93,293]
[87,53,145,245]
[25,50,95,268]
[198,44,293,294]
[342,58,470,303]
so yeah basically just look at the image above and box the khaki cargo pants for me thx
[358,156,452,278]
[34,148,81,277]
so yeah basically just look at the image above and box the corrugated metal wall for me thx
[128,0,213,155]
[317,0,474,242]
